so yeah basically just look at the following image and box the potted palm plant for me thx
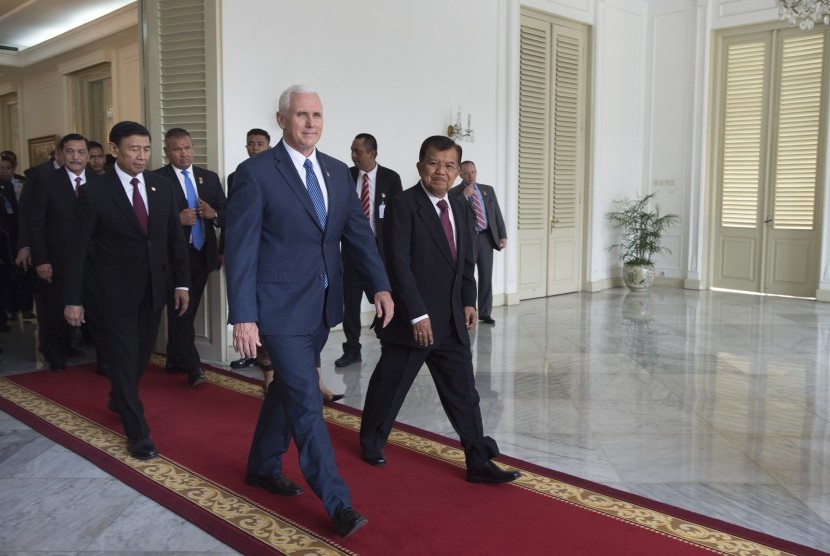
[606,192,679,291]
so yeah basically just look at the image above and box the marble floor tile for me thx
[0,478,138,551]
[625,482,830,553]
[83,495,234,552]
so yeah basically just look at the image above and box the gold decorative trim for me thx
[2,367,797,556]
[307,374,793,556]
[0,378,351,556]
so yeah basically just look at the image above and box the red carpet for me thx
[0,360,822,555]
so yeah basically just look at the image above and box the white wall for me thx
[220,0,502,185]
[220,0,513,304]
[220,0,829,298]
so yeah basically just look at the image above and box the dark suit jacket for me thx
[450,182,507,250]
[348,164,403,254]
[154,164,227,269]
[0,179,18,244]
[28,168,81,278]
[225,141,391,334]
[19,160,59,249]
[376,184,476,348]
[63,170,190,316]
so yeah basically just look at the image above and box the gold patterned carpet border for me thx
[0,376,353,556]
[1,362,800,556]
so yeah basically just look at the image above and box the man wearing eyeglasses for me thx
[359,135,520,485]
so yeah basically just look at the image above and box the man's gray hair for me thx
[278,84,318,114]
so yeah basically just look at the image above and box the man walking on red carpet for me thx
[64,121,190,461]
[225,85,394,538]
[359,135,520,485]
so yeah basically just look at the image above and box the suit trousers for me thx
[34,277,73,365]
[360,321,499,469]
[473,231,496,318]
[165,245,209,372]
[102,281,162,441]
[248,321,351,519]
[340,253,364,355]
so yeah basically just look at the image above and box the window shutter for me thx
[773,32,824,230]
[157,0,207,166]
[720,39,767,229]
[518,18,551,232]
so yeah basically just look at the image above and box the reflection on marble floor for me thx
[1,287,830,553]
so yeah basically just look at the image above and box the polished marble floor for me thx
[1,287,829,554]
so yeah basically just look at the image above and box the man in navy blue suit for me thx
[225,85,393,538]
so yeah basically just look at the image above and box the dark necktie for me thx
[130,177,148,235]
[361,173,371,222]
[74,176,82,198]
[437,199,456,262]
[182,170,203,250]
[303,159,328,288]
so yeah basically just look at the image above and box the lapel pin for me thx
[151,187,156,192]
[198,176,203,184]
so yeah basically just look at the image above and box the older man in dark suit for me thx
[64,121,190,461]
[334,133,402,367]
[359,135,519,485]
[29,134,90,370]
[225,85,393,538]
[155,128,227,386]
[450,161,507,325]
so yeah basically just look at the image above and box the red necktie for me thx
[74,176,82,198]
[130,177,148,235]
[361,173,371,221]
[437,199,456,262]
[470,190,486,230]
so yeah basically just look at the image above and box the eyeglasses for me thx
[424,160,459,173]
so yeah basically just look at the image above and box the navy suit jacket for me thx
[376,184,476,347]
[225,141,390,335]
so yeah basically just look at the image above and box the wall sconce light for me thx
[447,106,475,143]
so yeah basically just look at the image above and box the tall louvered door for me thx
[712,26,826,297]
[518,11,588,299]
[142,0,227,361]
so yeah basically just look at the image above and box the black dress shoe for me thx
[230,357,256,369]
[127,437,158,460]
[107,397,119,414]
[188,368,206,386]
[334,352,361,367]
[480,316,496,324]
[332,507,368,538]
[66,347,85,358]
[327,394,345,402]
[466,461,520,484]
[362,449,387,467]
[49,362,65,372]
[245,473,303,496]
[96,364,111,378]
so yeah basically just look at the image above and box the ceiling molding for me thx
[0,3,137,69]
[57,49,113,75]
